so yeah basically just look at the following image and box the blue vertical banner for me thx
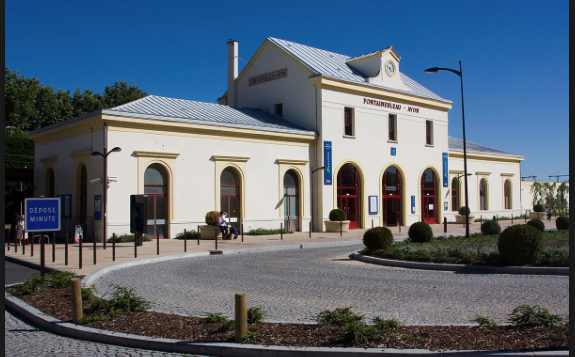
[442,152,449,187]
[324,141,332,185]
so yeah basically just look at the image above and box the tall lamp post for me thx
[424,61,470,238]
[91,147,122,248]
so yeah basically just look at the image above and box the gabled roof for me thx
[448,137,523,159]
[267,37,450,103]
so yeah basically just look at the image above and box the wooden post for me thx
[112,233,116,261]
[93,233,97,265]
[70,278,83,323]
[234,293,248,343]
[52,232,56,262]
[280,223,283,240]
[40,233,45,276]
[79,234,83,270]
[65,233,69,266]
[184,229,187,252]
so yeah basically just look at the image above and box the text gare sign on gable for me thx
[25,198,61,232]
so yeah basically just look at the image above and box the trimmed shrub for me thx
[408,222,433,243]
[498,224,542,266]
[205,211,220,226]
[527,219,545,232]
[329,209,346,222]
[174,230,198,240]
[556,216,569,230]
[480,220,501,235]
[362,227,394,251]
[458,206,471,216]
[107,234,151,243]
[533,204,545,213]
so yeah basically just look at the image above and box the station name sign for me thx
[249,68,288,86]
[363,97,420,113]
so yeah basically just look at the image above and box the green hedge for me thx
[498,225,542,266]
[107,234,152,243]
[363,227,394,251]
[408,222,433,243]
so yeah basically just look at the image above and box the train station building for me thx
[29,37,524,240]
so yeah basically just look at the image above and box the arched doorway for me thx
[382,166,402,227]
[451,177,460,212]
[46,169,55,197]
[283,170,299,231]
[337,163,362,229]
[221,167,240,229]
[144,164,168,239]
[421,168,437,224]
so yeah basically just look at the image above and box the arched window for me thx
[145,164,168,239]
[451,177,460,212]
[46,169,55,197]
[480,179,488,211]
[421,169,437,224]
[221,167,240,229]
[283,170,299,231]
[504,180,511,210]
[382,166,402,226]
[337,163,362,229]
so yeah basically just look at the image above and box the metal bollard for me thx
[444,217,447,233]
[22,234,25,255]
[157,231,160,256]
[198,225,200,245]
[372,219,374,229]
[52,232,56,262]
[340,220,342,236]
[309,221,311,238]
[215,227,218,250]
[14,230,17,253]
[480,215,483,230]
[184,229,187,252]
[30,231,33,256]
[134,232,138,259]
[112,233,116,262]
[65,233,69,265]
[79,234,83,269]
[241,224,244,242]
[280,223,283,240]
[93,233,97,265]
[6,228,9,251]
[40,233,45,276]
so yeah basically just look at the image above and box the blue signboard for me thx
[25,198,61,232]
[442,152,449,187]
[324,141,332,185]
[411,195,416,214]
[391,147,397,156]
[94,196,102,220]
[444,202,449,211]
[369,196,378,214]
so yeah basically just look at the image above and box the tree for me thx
[555,183,569,212]
[101,81,147,108]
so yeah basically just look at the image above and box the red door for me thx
[422,196,436,224]
[421,169,437,224]
[340,196,359,229]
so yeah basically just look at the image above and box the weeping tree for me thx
[531,182,570,214]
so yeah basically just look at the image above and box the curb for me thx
[350,254,569,276]
[4,292,567,357]
[5,254,66,273]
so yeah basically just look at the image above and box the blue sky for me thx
[5,0,569,182]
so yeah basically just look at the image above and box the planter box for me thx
[199,225,223,240]
[455,215,475,224]
[324,220,350,232]
[531,212,548,220]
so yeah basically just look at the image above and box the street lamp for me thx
[424,61,470,238]
[91,146,122,248]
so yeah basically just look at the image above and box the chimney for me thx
[227,39,238,107]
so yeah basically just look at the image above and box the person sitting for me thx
[230,226,239,240]
[218,211,229,239]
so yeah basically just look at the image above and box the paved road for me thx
[95,244,570,325]
[5,261,208,356]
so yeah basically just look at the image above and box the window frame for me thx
[274,103,283,117]
[344,107,354,137]
[451,177,460,212]
[388,114,397,141]
[425,120,434,145]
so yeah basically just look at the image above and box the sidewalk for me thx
[4,218,560,275]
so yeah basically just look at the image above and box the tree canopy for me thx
[5,66,148,135]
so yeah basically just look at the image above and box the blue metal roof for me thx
[106,95,315,135]
[268,37,450,103]
[448,137,523,158]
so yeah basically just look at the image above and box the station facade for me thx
[30,37,524,240]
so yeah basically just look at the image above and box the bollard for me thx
[399,222,401,233]
[22,234,25,255]
[525,211,527,223]
[79,234,83,269]
[157,231,160,256]
[241,224,244,242]
[6,228,9,251]
[197,225,200,245]
[280,223,283,240]
[235,293,248,343]
[70,278,83,323]
[184,229,187,252]
[340,220,342,236]
[30,231,33,256]
[444,217,447,233]
[309,221,312,238]
[14,230,17,253]
[511,215,513,225]
[134,231,138,259]
[215,227,218,250]
[65,233,69,265]
[40,233,45,276]
[480,215,483,230]
[372,219,374,229]
[93,233,97,265]
[112,233,116,262]
[52,232,56,262]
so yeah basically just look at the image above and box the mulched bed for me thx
[6,284,569,352]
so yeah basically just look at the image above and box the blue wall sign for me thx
[25,198,61,232]
[369,196,378,214]
[411,195,416,214]
[391,147,396,156]
[442,152,449,187]
[324,141,332,185]
[94,195,102,220]
[444,201,449,211]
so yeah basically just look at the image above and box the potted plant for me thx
[455,206,475,224]
[199,211,223,239]
[531,204,547,220]
[324,209,351,232]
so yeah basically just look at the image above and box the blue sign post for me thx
[25,198,61,232]
[324,141,332,185]
[443,153,449,188]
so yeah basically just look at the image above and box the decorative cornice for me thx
[134,151,180,159]
[70,150,92,158]
[449,170,464,174]
[211,155,250,163]
[40,156,58,164]
[476,171,492,176]
[276,159,309,166]
[500,173,515,177]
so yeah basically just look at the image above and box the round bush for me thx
[498,224,542,266]
[408,222,433,243]
[362,227,394,251]
[527,219,545,232]
[480,219,501,235]
[205,211,220,226]
[533,204,545,213]
[556,216,569,230]
[329,209,346,222]
[458,206,470,216]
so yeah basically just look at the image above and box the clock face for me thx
[385,60,395,76]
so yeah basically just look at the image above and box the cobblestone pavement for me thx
[94,244,569,325]
[5,309,208,356]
